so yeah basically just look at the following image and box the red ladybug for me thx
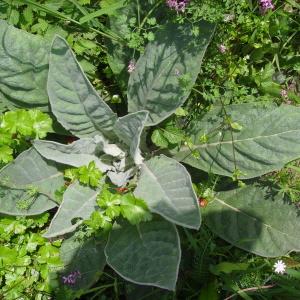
[198,198,208,208]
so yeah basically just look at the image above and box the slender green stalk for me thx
[19,0,126,44]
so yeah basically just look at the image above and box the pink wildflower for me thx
[127,60,136,73]
[218,44,227,53]
[259,0,274,14]
[166,0,189,12]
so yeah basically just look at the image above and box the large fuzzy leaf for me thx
[114,111,148,164]
[105,217,181,290]
[33,139,113,172]
[0,20,49,111]
[134,155,200,229]
[44,181,100,238]
[59,234,106,292]
[0,148,64,215]
[47,36,117,138]
[203,185,300,257]
[128,21,215,126]
[174,104,300,179]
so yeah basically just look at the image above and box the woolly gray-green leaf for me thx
[134,155,200,229]
[114,111,148,164]
[44,181,100,238]
[128,21,215,126]
[59,234,106,291]
[105,217,181,290]
[33,139,113,172]
[0,147,64,215]
[174,103,300,179]
[48,35,117,138]
[0,20,49,111]
[203,185,300,257]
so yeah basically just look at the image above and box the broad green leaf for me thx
[0,20,49,111]
[105,217,181,290]
[128,21,215,126]
[114,111,148,164]
[44,181,100,238]
[0,147,64,215]
[203,185,300,257]
[134,155,200,229]
[47,36,117,138]
[33,139,113,172]
[59,234,106,291]
[174,103,300,179]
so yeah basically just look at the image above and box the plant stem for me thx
[20,0,125,44]
[224,284,276,300]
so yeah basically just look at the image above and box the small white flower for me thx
[127,60,136,73]
[274,260,286,274]
[223,13,235,22]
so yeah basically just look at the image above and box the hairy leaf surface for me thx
[174,104,300,178]
[48,36,117,138]
[134,155,200,229]
[44,181,100,238]
[33,139,113,172]
[0,20,49,110]
[128,21,215,125]
[203,185,300,257]
[60,234,106,290]
[114,111,148,164]
[0,148,63,215]
[105,217,181,290]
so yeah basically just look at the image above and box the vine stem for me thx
[224,284,276,300]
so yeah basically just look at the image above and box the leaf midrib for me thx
[212,197,299,240]
[181,128,300,151]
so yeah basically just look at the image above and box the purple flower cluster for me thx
[166,0,189,12]
[259,0,274,14]
[62,270,81,285]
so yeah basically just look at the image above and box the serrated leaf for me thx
[174,103,300,179]
[29,110,53,138]
[151,129,169,148]
[163,127,184,144]
[0,20,50,110]
[47,35,117,138]
[59,234,106,291]
[203,185,300,257]
[134,155,200,229]
[0,147,64,215]
[114,111,148,165]
[120,193,152,225]
[0,145,13,163]
[33,139,113,172]
[128,21,215,126]
[44,181,100,238]
[23,6,34,24]
[105,217,181,290]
